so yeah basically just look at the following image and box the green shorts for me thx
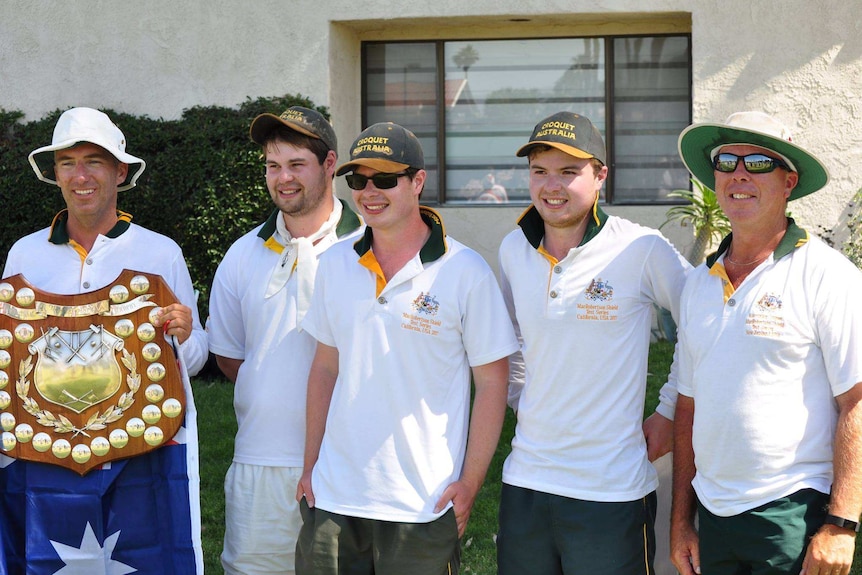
[497,484,657,575]
[697,488,829,575]
[295,498,460,575]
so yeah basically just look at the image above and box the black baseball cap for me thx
[336,122,424,176]
[249,106,337,152]
[516,111,606,165]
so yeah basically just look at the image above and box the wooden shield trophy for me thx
[0,270,186,475]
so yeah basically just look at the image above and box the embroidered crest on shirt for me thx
[411,292,440,316]
[576,277,619,321]
[746,292,785,337]
[756,292,782,312]
[584,278,614,301]
[401,292,442,336]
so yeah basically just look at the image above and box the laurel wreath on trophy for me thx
[15,349,141,437]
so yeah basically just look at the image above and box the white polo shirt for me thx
[500,204,690,502]
[207,203,361,467]
[302,207,519,523]
[678,222,862,516]
[3,210,208,376]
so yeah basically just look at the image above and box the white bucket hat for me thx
[28,107,146,191]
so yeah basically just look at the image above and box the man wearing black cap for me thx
[671,112,862,575]
[294,122,518,575]
[496,111,690,575]
[207,106,361,575]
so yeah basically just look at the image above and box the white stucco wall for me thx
[1,0,860,267]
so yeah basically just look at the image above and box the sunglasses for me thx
[344,172,409,190]
[713,153,790,174]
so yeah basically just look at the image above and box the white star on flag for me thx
[50,522,137,575]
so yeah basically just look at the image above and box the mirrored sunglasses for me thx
[713,153,790,174]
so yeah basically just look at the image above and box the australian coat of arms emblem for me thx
[0,270,185,474]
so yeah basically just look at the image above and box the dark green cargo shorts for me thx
[697,488,829,575]
[497,483,657,575]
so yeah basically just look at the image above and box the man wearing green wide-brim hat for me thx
[678,110,829,201]
[671,111,862,575]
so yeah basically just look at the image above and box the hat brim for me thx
[516,140,596,161]
[678,123,829,201]
[28,139,146,192]
[249,113,318,145]
[336,158,411,177]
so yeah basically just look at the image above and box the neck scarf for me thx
[265,198,343,326]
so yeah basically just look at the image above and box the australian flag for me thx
[0,355,203,575]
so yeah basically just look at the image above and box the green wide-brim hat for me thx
[678,111,829,201]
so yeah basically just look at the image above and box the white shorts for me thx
[221,462,303,575]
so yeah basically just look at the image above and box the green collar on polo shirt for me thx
[517,198,608,250]
[705,218,809,269]
[48,209,133,245]
[353,206,448,264]
[257,198,362,243]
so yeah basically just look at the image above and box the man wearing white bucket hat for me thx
[670,112,862,575]
[10,106,206,359]
[1,107,208,572]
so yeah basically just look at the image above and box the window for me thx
[362,35,691,205]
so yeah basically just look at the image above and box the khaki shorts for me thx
[296,498,460,575]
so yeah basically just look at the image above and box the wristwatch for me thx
[824,514,860,533]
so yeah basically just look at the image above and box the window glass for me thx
[363,35,690,205]
[612,36,691,203]
[444,39,605,204]
[364,43,439,202]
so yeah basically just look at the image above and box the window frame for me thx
[360,33,692,206]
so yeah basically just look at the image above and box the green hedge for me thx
[0,94,327,318]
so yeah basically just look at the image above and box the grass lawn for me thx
[193,341,862,574]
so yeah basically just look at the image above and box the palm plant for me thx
[661,178,731,265]
[653,179,731,342]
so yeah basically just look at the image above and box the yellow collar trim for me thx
[708,262,735,303]
[358,250,387,297]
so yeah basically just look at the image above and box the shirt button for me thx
[82,282,90,289]
[728,298,736,307]
[85,258,93,265]
[377,296,387,305]
[554,266,562,274]
[549,290,558,299]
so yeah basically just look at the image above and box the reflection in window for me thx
[363,35,691,205]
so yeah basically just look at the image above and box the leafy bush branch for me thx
[817,188,862,268]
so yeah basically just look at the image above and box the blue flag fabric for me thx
[0,371,202,574]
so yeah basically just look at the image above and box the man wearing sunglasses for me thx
[671,112,862,575]
[295,122,518,575]
[495,111,691,575]
[207,106,361,575]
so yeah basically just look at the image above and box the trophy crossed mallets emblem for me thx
[0,270,186,474]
